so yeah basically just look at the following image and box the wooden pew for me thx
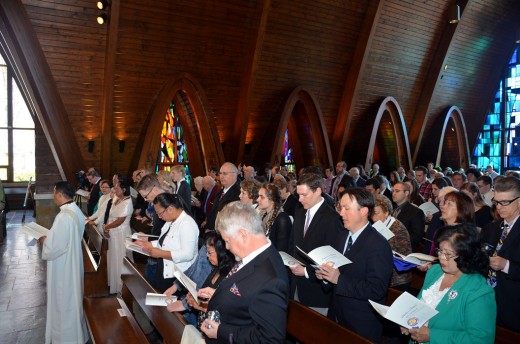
[83,223,109,297]
[495,326,520,344]
[286,300,374,343]
[83,296,150,344]
[121,257,188,344]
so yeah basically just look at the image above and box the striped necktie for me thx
[487,223,509,288]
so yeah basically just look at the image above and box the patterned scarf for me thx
[262,204,283,236]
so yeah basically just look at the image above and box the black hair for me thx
[54,181,75,200]
[434,223,488,275]
[432,177,449,189]
[466,168,482,179]
[344,188,375,218]
[204,232,235,276]
[153,192,189,213]
[365,178,381,189]
[117,180,131,196]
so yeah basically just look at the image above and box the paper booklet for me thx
[372,220,395,240]
[173,265,199,304]
[296,245,352,270]
[130,187,138,198]
[125,241,151,256]
[279,251,305,267]
[393,251,437,266]
[369,291,438,329]
[20,222,49,240]
[419,201,439,216]
[145,293,177,307]
[75,189,90,197]
[130,232,159,240]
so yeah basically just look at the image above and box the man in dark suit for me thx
[392,182,425,251]
[329,161,349,201]
[480,176,520,332]
[289,173,343,315]
[202,176,219,219]
[86,169,102,216]
[200,201,289,343]
[317,188,393,342]
[205,162,241,231]
[349,167,366,187]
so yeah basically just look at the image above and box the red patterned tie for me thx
[226,261,243,278]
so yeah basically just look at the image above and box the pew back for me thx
[83,223,109,297]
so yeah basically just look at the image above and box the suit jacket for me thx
[282,194,299,218]
[176,180,192,214]
[480,220,520,332]
[416,264,496,343]
[394,201,425,251]
[327,225,393,342]
[290,201,343,307]
[354,177,366,187]
[268,211,292,252]
[329,173,350,197]
[87,180,101,216]
[203,186,220,217]
[207,244,289,344]
[205,182,241,230]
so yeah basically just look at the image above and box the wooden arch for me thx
[137,73,224,177]
[365,96,412,172]
[271,86,333,169]
[436,106,470,169]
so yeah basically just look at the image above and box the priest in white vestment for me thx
[39,181,88,344]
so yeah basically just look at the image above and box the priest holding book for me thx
[316,188,393,343]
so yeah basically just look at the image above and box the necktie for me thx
[303,209,311,236]
[344,235,353,255]
[332,174,342,200]
[226,261,243,278]
[487,223,510,288]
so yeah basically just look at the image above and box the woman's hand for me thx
[201,319,219,339]
[409,326,430,343]
[166,300,184,313]
[198,287,216,301]
[400,327,410,336]
[187,293,207,311]
[417,263,432,272]
[164,284,178,296]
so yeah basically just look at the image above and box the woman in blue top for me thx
[402,223,496,344]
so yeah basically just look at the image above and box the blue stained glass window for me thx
[283,129,296,173]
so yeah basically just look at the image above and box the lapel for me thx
[430,273,469,323]
[344,225,372,259]
[303,203,325,239]
[501,220,520,252]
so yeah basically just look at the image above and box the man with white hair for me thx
[349,167,366,187]
[205,162,241,231]
[199,201,289,342]
[243,165,256,181]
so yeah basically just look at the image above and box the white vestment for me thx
[42,202,88,344]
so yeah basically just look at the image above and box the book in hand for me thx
[172,265,199,304]
[145,293,177,307]
[393,251,437,271]
[419,201,439,216]
[369,292,438,329]
[125,241,150,256]
[20,222,49,240]
[279,251,304,267]
[372,220,395,240]
[296,245,352,270]
[130,187,138,198]
[130,232,159,240]
[75,189,90,198]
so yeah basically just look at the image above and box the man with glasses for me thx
[391,182,425,251]
[330,161,349,201]
[480,176,520,332]
[205,162,241,231]
[477,175,493,206]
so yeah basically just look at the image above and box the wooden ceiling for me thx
[1,0,519,185]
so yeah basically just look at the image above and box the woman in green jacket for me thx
[402,223,496,344]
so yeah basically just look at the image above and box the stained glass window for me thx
[156,102,191,184]
[283,129,296,173]
[473,43,520,174]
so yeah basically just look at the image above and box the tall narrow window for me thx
[0,53,35,182]
[473,43,520,174]
[283,129,296,173]
[156,102,191,183]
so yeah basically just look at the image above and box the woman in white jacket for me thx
[136,193,199,292]
[86,179,112,232]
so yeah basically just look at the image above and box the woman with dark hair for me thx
[166,232,234,327]
[402,224,496,343]
[460,182,493,230]
[257,183,292,252]
[405,178,425,206]
[239,179,262,210]
[104,179,134,293]
[136,193,199,292]
[439,191,475,226]
[430,178,449,205]
[389,170,401,186]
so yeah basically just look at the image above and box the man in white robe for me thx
[38,181,88,344]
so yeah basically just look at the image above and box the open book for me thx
[372,220,395,240]
[125,241,150,256]
[173,265,199,304]
[369,292,438,329]
[279,251,304,267]
[75,189,90,197]
[130,232,159,240]
[419,201,439,216]
[393,251,437,266]
[20,222,49,240]
[145,293,177,307]
[296,245,352,270]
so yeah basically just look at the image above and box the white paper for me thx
[369,292,438,329]
[279,251,304,267]
[19,222,49,240]
[75,189,90,197]
[393,251,437,266]
[130,232,159,240]
[419,201,439,216]
[173,265,199,304]
[297,245,352,269]
[145,293,177,307]
[372,220,395,240]
[125,241,151,256]
[117,308,127,317]
[130,187,138,198]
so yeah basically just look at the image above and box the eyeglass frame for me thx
[491,196,520,207]
[435,248,458,260]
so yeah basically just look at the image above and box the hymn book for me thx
[393,251,437,266]
[371,220,395,240]
[369,292,438,329]
[296,245,352,270]
[145,293,177,307]
[20,222,49,240]
[75,189,90,198]
[125,241,150,256]
[130,232,159,240]
[418,201,439,216]
[173,265,199,304]
[279,251,305,267]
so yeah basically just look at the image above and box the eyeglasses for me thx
[392,189,404,193]
[435,248,458,260]
[144,187,154,199]
[492,196,520,207]
[156,207,168,218]
[206,250,215,255]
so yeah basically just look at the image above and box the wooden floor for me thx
[0,210,46,344]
